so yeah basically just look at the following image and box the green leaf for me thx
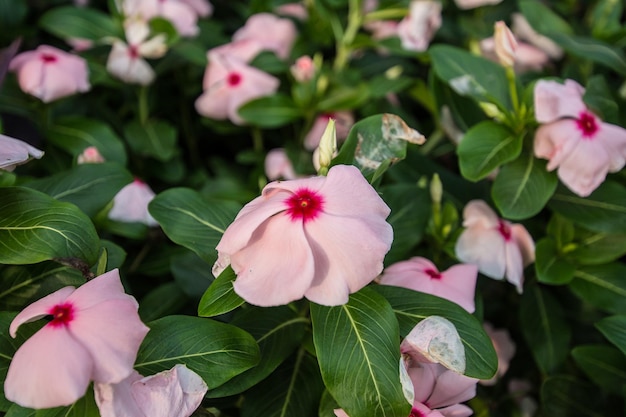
[457,121,522,182]
[518,0,573,36]
[39,6,120,40]
[124,119,178,162]
[208,306,308,397]
[24,163,132,218]
[148,188,241,263]
[572,344,626,396]
[0,187,99,265]
[135,315,260,389]
[138,282,189,322]
[0,263,84,311]
[5,388,100,417]
[332,113,425,179]
[549,181,626,234]
[568,231,626,265]
[241,351,324,417]
[534,238,576,285]
[546,214,575,248]
[429,45,510,109]
[170,251,214,298]
[372,285,497,379]
[588,0,624,39]
[317,84,370,112]
[492,154,558,220]
[238,94,302,128]
[540,375,605,417]
[197,266,245,317]
[47,117,127,165]
[311,288,410,417]
[520,285,571,374]
[596,315,626,356]
[380,183,431,264]
[549,33,626,76]
[569,263,626,314]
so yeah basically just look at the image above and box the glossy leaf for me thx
[518,0,573,36]
[596,315,626,356]
[170,250,214,298]
[317,84,370,112]
[46,117,127,165]
[311,287,410,417]
[238,94,302,128]
[549,33,626,76]
[571,344,626,396]
[0,187,99,265]
[124,119,178,162]
[520,285,571,374]
[569,263,626,314]
[568,231,626,265]
[457,121,522,182]
[549,181,626,234]
[24,163,132,218]
[332,113,425,179]
[429,45,510,109]
[372,285,497,379]
[492,154,558,220]
[197,266,244,317]
[138,282,189,322]
[241,351,324,417]
[5,388,99,417]
[135,315,260,389]
[208,306,308,397]
[148,187,241,263]
[39,6,119,40]
[540,376,604,417]
[534,238,575,285]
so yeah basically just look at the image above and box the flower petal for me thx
[426,369,477,409]
[9,286,76,337]
[597,122,626,172]
[94,371,145,417]
[455,226,507,280]
[461,200,499,229]
[533,120,580,172]
[230,214,316,306]
[4,326,92,409]
[555,135,611,197]
[534,79,586,123]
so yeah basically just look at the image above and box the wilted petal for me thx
[396,0,442,52]
[4,326,92,408]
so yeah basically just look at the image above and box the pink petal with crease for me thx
[95,371,144,417]
[534,79,586,123]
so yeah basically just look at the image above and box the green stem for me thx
[419,128,444,155]
[252,127,264,153]
[333,0,363,71]
[506,66,519,118]
[138,86,149,125]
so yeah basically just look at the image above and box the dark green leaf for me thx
[124,119,178,162]
[520,285,571,374]
[518,0,573,36]
[148,188,241,263]
[549,181,626,234]
[572,344,626,396]
[311,288,410,417]
[492,154,558,219]
[540,375,605,417]
[135,315,260,389]
[549,33,626,76]
[198,266,245,317]
[5,388,99,417]
[208,306,308,397]
[0,187,99,265]
[569,263,626,314]
[457,121,522,182]
[596,315,626,356]
[39,6,119,40]
[170,251,214,298]
[317,84,370,111]
[238,94,302,128]
[138,282,189,322]
[24,163,132,218]
[372,285,497,379]
[534,238,575,285]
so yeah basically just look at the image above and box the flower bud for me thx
[77,146,105,164]
[316,119,337,174]
[494,21,518,67]
[290,55,315,82]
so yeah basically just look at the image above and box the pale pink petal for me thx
[208,40,265,64]
[512,13,563,59]
[4,326,92,409]
[510,224,535,266]
[533,120,581,172]
[427,370,477,409]
[195,83,231,120]
[454,0,502,9]
[534,79,586,123]
[304,213,392,305]
[461,200,499,229]
[0,134,44,171]
[436,404,474,417]
[513,42,550,73]
[9,286,76,337]
[226,64,280,125]
[407,362,438,404]
[334,409,350,417]
[556,136,611,197]
[265,148,298,180]
[455,226,507,280]
[95,371,145,417]
[108,180,158,225]
[231,214,316,306]
[232,13,297,60]
[396,0,442,52]
[180,0,213,17]
[40,59,82,102]
[275,3,308,20]
[480,323,516,385]
[161,1,199,37]
[597,123,626,172]
[15,59,46,97]
[504,241,524,293]
[304,115,332,150]
[433,264,477,313]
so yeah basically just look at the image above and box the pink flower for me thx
[106,20,167,86]
[275,2,308,20]
[9,45,90,103]
[364,20,399,41]
[77,146,105,164]
[454,0,502,9]
[480,37,550,74]
[379,257,478,313]
[108,178,159,226]
[232,13,297,60]
[304,112,354,151]
[0,134,44,171]
[195,47,280,125]
[533,79,626,197]
[455,200,535,293]
[123,0,207,37]
[213,164,393,306]
[480,323,516,386]
[512,13,563,60]
[265,148,298,180]
[493,21,517,68]
[94,364,207,417]
[290,55,315,82]
[4,269,149,409]
[396,0,441,52]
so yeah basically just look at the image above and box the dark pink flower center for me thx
[576,111,599,138]
[48,303,75,328]
[497,220,512,241]
[129,45,139,59]
[227,72,242,87]
[410,408,425,417]
[285,188,324,222]
[41,53,57,64]
[424,268,442,279]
